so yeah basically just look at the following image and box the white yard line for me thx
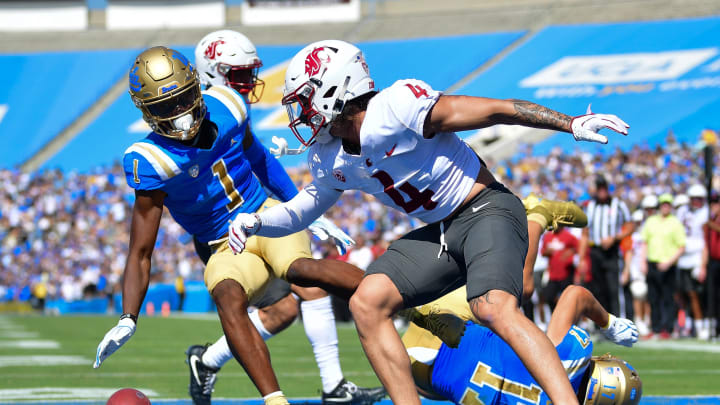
[0,388,158,401]
[0,356,89,367]
[0,331,39,339]
[1,370,376,379]
[0,340,60,349]
[636,340,720,353]
[641,369,720,374]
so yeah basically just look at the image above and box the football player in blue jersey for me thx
[402,284,642,405]
[92,46,384,405]
[183,30,384,405]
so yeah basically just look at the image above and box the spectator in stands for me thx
[618,215,635,321]
[523,236,548,326]
[579,176,633,316]
[675,184,710,339]
[540,226,578,310]
[624,210,651,336]
[641,193,686,339]
[641,194,658,218]
[703,192,720,340]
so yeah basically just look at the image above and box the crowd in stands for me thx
[1,131,719,340]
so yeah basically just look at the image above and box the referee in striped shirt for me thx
[578,176,634,316]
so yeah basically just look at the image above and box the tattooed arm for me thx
[424,95,572,137]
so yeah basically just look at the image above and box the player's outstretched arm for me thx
[546,285,638,347]
[425,96,628,144]
[228,182,342,254]
[244,131,299,203]
[94,189,165,368]
[121,190,165,314]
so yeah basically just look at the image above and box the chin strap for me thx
[331,75,352,118]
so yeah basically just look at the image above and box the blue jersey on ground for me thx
[122,85,294,243]
[431,322,593,405]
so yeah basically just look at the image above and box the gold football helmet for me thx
[129,46,206,141]
[583,354,642,405]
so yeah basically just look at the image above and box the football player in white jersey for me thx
[676,184,711,339]
[185,30,385,405]
[227,40,629,405]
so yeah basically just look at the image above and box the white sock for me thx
[249,308,275,340]
[694,319,703,333]
[685,317,694,332]
[301,296,344,393]
[201,335,234,369]
[201,309,275,369]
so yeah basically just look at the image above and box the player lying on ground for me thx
[92,47,386,405]
[403,285,641,404]
[189,183,587,404]
[227,40,627,404]
[183,30,384,405]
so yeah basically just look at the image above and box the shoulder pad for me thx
[203,85,249,126]
[123,142,181,190]
[381,79,442,136]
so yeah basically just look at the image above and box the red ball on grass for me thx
[106,388,151,405]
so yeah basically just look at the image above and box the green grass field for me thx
[1,314,720,402]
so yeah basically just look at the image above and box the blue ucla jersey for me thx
[432,322,593,405]
[122,85,267,242]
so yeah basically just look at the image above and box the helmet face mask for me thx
[282,40,375,148]
[218,62,265,103]
[195,30,264,103]
[129,46,206,141]
[282,82,326,146]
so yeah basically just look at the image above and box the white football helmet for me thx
[673,193,689,208]
[194,30,265,103]
[640,194,658,209]
[688,184,708,199]
[282,40,375,147]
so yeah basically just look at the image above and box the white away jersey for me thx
[677,205,709,269]
[308,79,481,223]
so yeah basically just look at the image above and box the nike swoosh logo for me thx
[472,202,490,212]
[324,392,354,402]
[189,355,203,386]
[385,144,397,157]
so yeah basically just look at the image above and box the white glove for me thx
[570,104,629,144]
[308,215,356,255]
[228,213,261,254]
[93,317,136,368]
[269,136,305,157]
[601,314,638,347]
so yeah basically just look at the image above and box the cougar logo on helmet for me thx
[204,40,225,60]
[305,47,331,77]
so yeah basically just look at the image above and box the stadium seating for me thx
[456,16,720,155]
[0,49,139,168]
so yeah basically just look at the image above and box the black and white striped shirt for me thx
[586,197,631,246]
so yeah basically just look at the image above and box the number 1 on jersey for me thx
[212,159,244,212]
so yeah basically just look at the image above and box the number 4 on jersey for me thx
[405,83,429,99]
[372,170,437,214]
